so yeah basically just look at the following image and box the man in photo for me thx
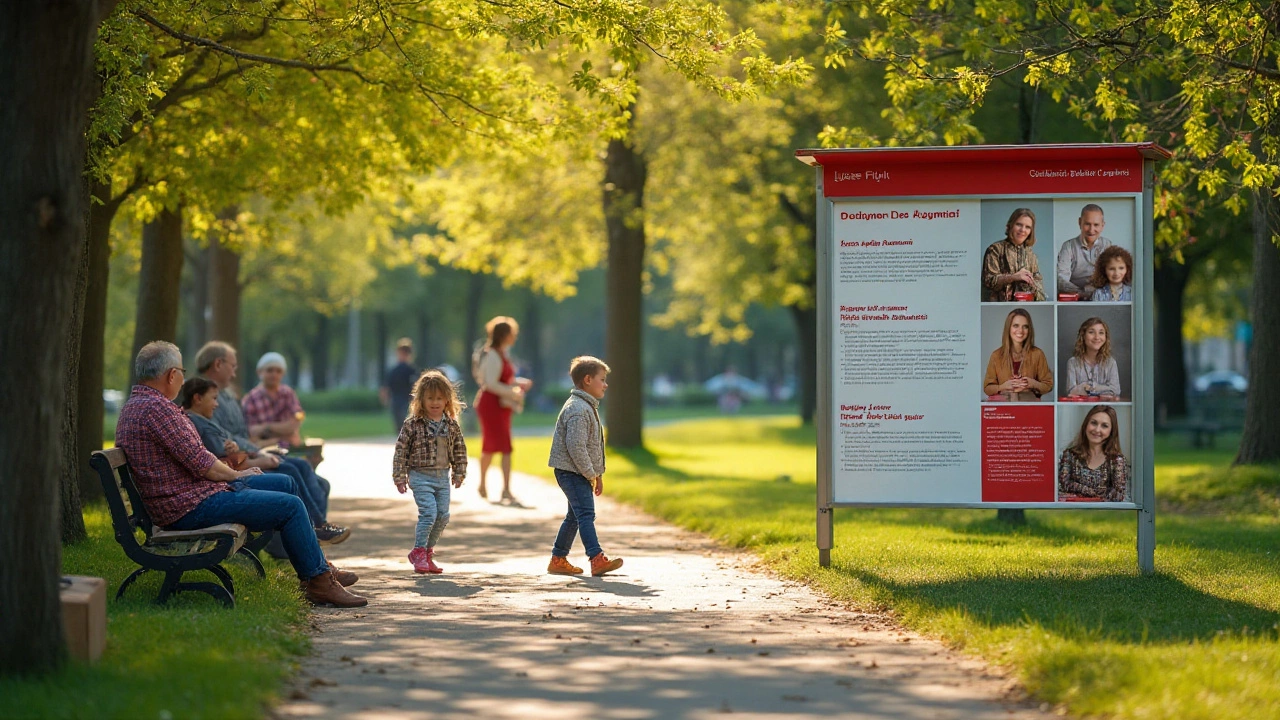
[1056,204,1113,298]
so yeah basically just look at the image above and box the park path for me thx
[273,441,1047,720]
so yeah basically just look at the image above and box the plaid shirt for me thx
[392,415,468,484]
[241,384,303,441]
[114,385,223,526]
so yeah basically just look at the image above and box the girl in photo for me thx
[1088,245,1134,302]
[1058,405,1128,502]
[982,208,1047,302]
[1065,317,1121,400]
[983,309,1054,401]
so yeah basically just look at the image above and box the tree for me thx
[823,0,1280,463]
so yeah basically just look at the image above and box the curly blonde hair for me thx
[409,369,466,421]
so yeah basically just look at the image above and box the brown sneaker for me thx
[303,571,368,607]
[589,553,623,576]
[547,556,584,575]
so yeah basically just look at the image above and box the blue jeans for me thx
[552,469,601,559]
[275,455,329,524]
[171,474,328,580]
[409,469,451,549]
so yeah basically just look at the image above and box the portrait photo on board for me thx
[980,304,1055,402]
[1051,198,1136,302]
[1057,305,1132,403]
[978,199,1055,303]
[1056,403,1132,503]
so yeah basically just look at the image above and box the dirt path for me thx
[274,442,1046,719]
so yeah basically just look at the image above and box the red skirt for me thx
[475,391,513,453]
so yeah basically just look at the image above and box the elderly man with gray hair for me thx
[115,341,366,607]
[194,341,349,545]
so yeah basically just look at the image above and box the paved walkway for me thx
[274,442,1046,719]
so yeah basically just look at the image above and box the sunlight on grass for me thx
[510,416,1280,719]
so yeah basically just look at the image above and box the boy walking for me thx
[547,356,624,576]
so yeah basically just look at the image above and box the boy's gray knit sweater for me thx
[548,389,605,479]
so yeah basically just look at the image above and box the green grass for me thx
[508,418,1280,720]
[3,507,310,720]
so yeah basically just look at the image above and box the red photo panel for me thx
[981,405,1055,502]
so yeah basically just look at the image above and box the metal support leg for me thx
[818,507,833,568]
[235,547,268,578]
[1137,507,1155,575]
[209,564,236,597]
[116,567,148,600]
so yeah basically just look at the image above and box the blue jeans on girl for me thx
[409,469,451,549]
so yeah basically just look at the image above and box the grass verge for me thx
[2,506,310,720]
[508,417,1280,720]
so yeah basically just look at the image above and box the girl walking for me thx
[393,370,469,574]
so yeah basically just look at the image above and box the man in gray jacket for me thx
[546,356,624,577]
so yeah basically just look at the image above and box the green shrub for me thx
[296,388,382,412]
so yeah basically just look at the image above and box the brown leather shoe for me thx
[329,564,358,587]
[303,571,368,607]
[590,553,623,577]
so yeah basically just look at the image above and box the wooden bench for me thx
[90,448,273,608]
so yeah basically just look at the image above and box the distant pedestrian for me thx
[382,338,419,430]
[546,356,623,577]
[473,316,532,504]
[393,370,468,574]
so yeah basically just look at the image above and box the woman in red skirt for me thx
[474,316,532,503]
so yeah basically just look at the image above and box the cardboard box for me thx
[60,575,106,663]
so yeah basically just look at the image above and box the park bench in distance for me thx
[90,448,273,608]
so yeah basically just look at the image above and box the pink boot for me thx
[424,548,444,574]
[408,547,431,574]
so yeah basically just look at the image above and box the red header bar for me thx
[796,143,1166,198]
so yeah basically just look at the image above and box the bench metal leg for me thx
[235,547,267,578]
[209,564,236,597]
[155,570,235,608]
[116,567,149,600]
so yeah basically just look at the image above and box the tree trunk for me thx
[129,207,184,387]
[343,303,361,388]
[312,313,331,391]
[1236,190,1280,464]
[1153,258,1192,421]
[464,271,486,363]
[417,308,431,367]
[375,311,388,384]
[602,115,647,449]
[787,303,817,424]
[75,182,119,504]
[524,289,544,401]
[208,219,241,372]
[1,0,112,676]
[184,240,209,359]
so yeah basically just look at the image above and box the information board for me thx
[797,144,1167,572]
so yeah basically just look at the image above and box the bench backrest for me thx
[90,448,158,551]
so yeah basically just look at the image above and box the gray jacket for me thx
[548,389,605,479]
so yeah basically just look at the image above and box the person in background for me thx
[381,337,419,431]
[982,308,1054,401]
[116,341,365,607]
[982,207,1046,302]
[1088,245,1134,302]
[194,342,349,544]
[473,316,532,504]
[1058,405,1128,502]
[1056,204,1113,297]
[243,352,305,448]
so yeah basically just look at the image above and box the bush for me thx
[297,388,382,412]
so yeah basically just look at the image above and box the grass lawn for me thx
[2,506,310,719]
[507,418,1280,720]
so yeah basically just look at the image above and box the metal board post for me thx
[1137,159,1157,574]
[815,167,834,568]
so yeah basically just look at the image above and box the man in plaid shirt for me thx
[115,341,366,608]
[241,352,304,448]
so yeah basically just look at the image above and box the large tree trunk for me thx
[129,207,184,386]
[1,0,112,677]
[184,240,209,358]
[311,312,331,391]
[1236,190,1280,464]
[208,221,241,371]
[343,303,361,387]
[1154,258,1192,421]
[787,303,817,424]
[602,116,648,449]
[75,182,120,504]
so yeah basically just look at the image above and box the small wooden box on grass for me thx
[60,575,106,663]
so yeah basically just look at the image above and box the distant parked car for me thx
[103,389,125,413]
[703,372,768,400]
[1192,370,1248,394]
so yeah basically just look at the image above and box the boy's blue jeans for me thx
[169,473,329,580]
[409,469,451,549]
[552,469,602,559]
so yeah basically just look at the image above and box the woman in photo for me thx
[982,208,1046,302]
[1065,317,1121,400]
[1088,245,1134,302]
[1058,405,1128,502]
[983,309,1054,401]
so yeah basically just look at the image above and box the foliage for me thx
[2,507,309,718]
[510,417,1280,719]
